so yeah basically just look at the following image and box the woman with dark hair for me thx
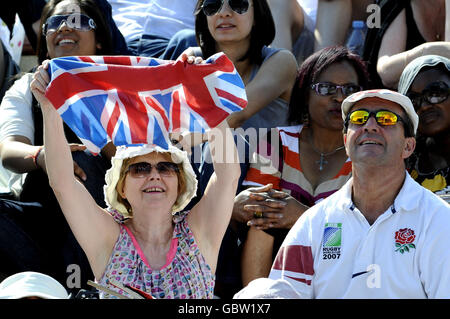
[0,0,118,293]
[238,46,370,285]
[398,55,450,199]
[175,0,297,298]
[188,0,298,130]
[36,0,114,64]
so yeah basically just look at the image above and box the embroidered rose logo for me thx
[395,228,416,254]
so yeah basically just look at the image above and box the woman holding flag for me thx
[0,0,120,293]
[30,58,241,298]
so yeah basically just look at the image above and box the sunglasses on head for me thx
[202,0,250,16]
[43,13,96,36]
[126,162,179,178]
[346,109,405,127]
[406,81,450,111]
[311,82,362,97]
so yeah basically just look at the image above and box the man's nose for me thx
[363,116,381,132]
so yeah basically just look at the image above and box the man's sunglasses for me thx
[43,14,96,36]
[406,81,450,111]
[126,162,180,178]
[346,109,405,127]
[202,0,250,16]
[311,82,363,97]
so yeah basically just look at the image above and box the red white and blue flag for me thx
[45,53,247,153]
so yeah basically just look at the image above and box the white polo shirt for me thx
[269,173,450,298]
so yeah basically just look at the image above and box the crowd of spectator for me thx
[0,0,448,299]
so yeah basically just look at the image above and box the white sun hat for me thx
[341,89,419,135]
[104,144,198,218]
[0,272,69,299]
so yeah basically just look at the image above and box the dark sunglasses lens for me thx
[203,0,223,15]
[229,0,249,13]
[342,84,362,96]
[128,162,151,177]
[45,15,66,32]
[406,93,422,110]
[155,162,179,175]
[424,88,448,104]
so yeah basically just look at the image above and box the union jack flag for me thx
[45,53,247,154]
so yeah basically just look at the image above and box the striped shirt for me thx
[243,125,352,207]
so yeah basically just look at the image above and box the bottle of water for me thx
[346,20,367,57]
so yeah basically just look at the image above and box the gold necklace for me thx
[308,133,345,171]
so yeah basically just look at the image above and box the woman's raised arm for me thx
[30,61,119,279]
[188,119,241,273]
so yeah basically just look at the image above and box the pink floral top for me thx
[96,210,215,299]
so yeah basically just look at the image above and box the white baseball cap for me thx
[104,144,198,218]
[341,89,419,134]
[0,272,69,299]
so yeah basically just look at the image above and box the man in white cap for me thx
[269,89,450,298]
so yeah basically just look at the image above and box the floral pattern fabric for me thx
[97,210,215,299]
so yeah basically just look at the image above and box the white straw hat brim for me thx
[104,144,198,218]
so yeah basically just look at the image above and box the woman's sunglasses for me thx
[126,162,180,178]
[43,13,96,36]
[406,81,450,111]
[202,0,250,16]
[311,82,362,97]
[346,109,405,127]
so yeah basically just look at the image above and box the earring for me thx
[302,111,310,128]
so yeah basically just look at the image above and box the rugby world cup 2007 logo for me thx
[322,223,342,260]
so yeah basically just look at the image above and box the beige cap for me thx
[341,89,418,134]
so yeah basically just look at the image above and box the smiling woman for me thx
[0,0,117,293]
[37,0,113,63]
[194,0,297,130]
[30,54,241,297]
